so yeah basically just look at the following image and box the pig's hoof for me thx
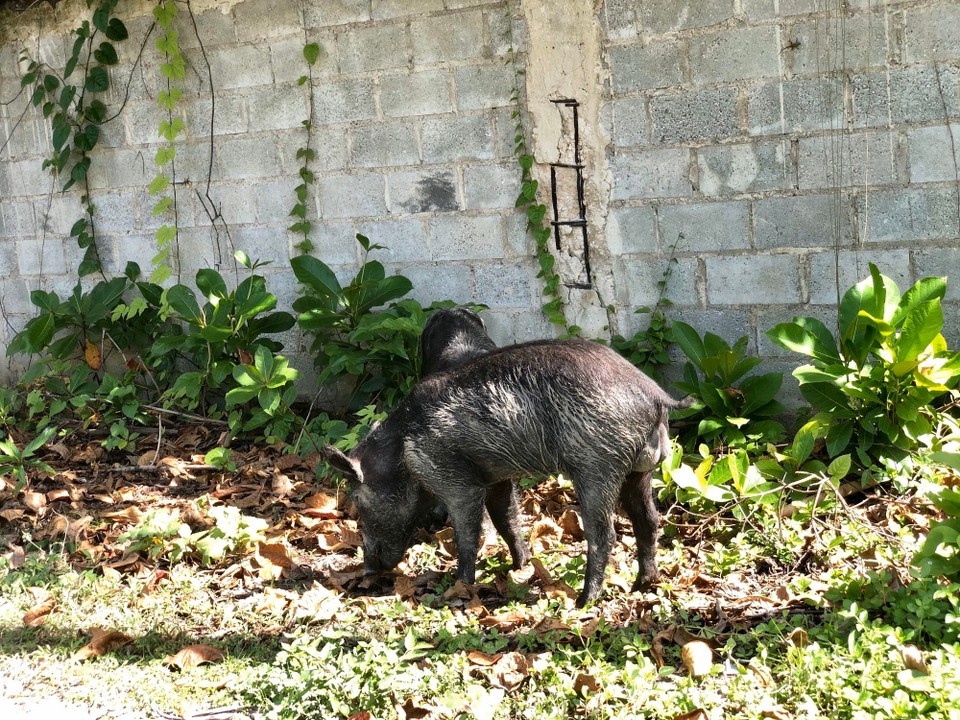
[631,572,658,593]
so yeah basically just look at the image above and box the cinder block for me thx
[860,187,960,244]
[232,0,301,42]
[277,128,349,173]
[608,97,648,148]
[639,0,735,34]
[430,214,504,260]
[904,4,960,64]
[798,132,900,189]
[373,0,444,20]
[463,163,518,210]
[808,249,911,305]
[318,173,386,218]
[17,236,67,276]
[254,178,299,225]
[197,183,257,226]
[456,64,514,111]
[909,125,960,183]
[123,101,169,145]
[184,93,247,138]
[387,169,460,213]
[217,136,281,179]
[247,85,310,132]
[313,78,378,124]
[611,148,691,200]
[88,191,137,233]
[689,27,779,85]
[272,35,336,85]
[412,11,485,65]
[208,44,273,90]
[110,234,161,279]
[0,201,35,238]
[659,201,750,252]
[312,221,362,265]
[791,14,889,75]
[230,226,292,264]
[0,277,45,318]
[650,87,739,144]
[0,158,49,197]
[303,0,369,28]
[421,115,494,163]
[706,254,802,305]
[607,205,657,254]
[338,23,410,74]
[358,218,430,262]
[608,41,682,93]
[492,107,521,158]
[175,7,236,49]
[754,194,855,249]
[601,0,639,40]
[618,255,698,308]
[486,5,517,57]
[474,263,533,308]
[399,263,474,305]
[381,70,453,117]
[742,0,819,20]
[748,77,844,135]
[914,247,960,301]
[352,123,420,168]
[0,240,19,276]
[852,66,960,128]
[699,141,791,196]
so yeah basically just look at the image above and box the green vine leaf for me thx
[93,42,118,66]
[303,42,320,65]
[85,66,109,93]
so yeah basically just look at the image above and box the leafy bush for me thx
[767,264,960,466]
[293,234,456,410]
[671,321,785,450]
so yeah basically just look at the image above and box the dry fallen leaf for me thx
[786,628,810,648]
[162,644,225,670]
[468,651,529,691]
[396,697,432,720]
[22,491,47,513]
[23,595,56,627]
[673,709,710,720]
[303,491,340,517]
[529,517,563,552]
[681,641,714,677]
[72,628,134,661]
[574,671,601,697]
[4,544,25,569]
[760,705,792,720]
[558,508,584,540]
[294,582,343,622]
[901,644,928,674]
[395,575,416,600]
[0,508,25,522]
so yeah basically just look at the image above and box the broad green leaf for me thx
[196,268,228,300]
[303,42,320,65]
[671,321,706,372]
[165,285,203,325]
[798,380,853,415]
[826,453,851,480]
[291,254,342,299]
[895,299,943,364]
[93,41,118,66]
[85,66,109,93]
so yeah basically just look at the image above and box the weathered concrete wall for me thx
[0,0,958,390]
[602,0,960,386]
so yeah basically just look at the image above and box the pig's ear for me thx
[323,445,363,484]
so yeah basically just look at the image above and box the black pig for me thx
[325,339,692,607]
[420,307,497,377]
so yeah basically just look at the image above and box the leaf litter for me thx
[0,423,951,718]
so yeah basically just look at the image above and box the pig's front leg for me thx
[485,480,530,569]
[440,485,487,585]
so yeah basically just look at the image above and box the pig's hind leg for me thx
[484,481,530,570]
[569,472,621,607]
[619,470,659,592]
[430,479,487,586]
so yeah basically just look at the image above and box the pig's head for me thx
[323,433,425,577]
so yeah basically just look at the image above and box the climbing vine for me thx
[19,0,129,276]
[290,41,320,255]
[149,0,185,285]
[505,28,568,333]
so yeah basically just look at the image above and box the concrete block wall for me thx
[0,0,543,383]
[603,0,960,363]
[0,0,958,393]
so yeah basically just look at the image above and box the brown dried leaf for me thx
[22,491,47,513]
[5,544,25,569]
[443,579,477,602]
[0,508,25,522]
[786,628,809,648]
[162,644,225,670]
[435,527,457,558]
[674,710,710,720]
[395,575,416,600]
[257,541,294,569]
[760,706,792,720]
[558,508,584,540]
[347,713,373,720]
[529,517,563,553]
[303,491,340,517]
[271,472,296,498]
[72,628,134,661]
[574,671,601,697]
[901,644,928,674]
[294,582,343,622]
[102,506,144,525]
[468,651,529,691]
[396,697,432,720]
[23,595,56,627]
[84,339,102,370]
[479,609,532,633]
